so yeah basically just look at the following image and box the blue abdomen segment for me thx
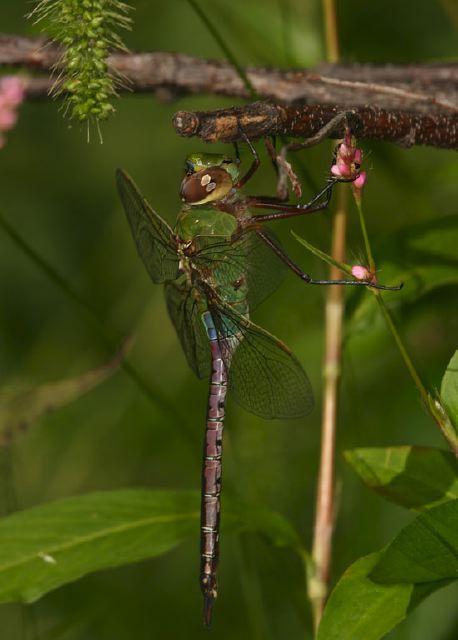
[202,311,218,341]
[201,304,248,343]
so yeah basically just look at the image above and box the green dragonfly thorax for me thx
[175,206,239,243]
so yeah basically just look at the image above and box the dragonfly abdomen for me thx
[200,311,227,626]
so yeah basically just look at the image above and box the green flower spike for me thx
[30,0,132,140]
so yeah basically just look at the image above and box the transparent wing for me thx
[209,301,314,419]
[165,281,210,379]
[194,228,287,310]
[116,169,180,283]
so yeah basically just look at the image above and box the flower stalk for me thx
[353,173,458,458]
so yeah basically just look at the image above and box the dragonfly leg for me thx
[246,178,340,223]
[283,111,356,154]
[256,229,403,291]
[234,132,260,189]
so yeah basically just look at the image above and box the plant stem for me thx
[355,198,375,272]
[374,293,427,402]
[309,1,343,631]
[375,292,458,456]
[310,186,348,631]
[355,199,458,457]
[322,0,340,62]
[186,0,258,99]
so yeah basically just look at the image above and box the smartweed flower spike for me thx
[331,130,367,200]
[351,265,373,283]
[0,76,26,149]
[30,0,132,139]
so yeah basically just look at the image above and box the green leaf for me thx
[441,350,458,429]
[0,489,301,603]
[345,446,458,510]
[0,344,129,447]
[317,552,451,640]
[370,500,458,584]
[348,215,458,335]
[292,230,351,275]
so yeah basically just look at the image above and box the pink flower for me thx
[351,265,370,281]
[0,76,26,107]
[351,264,378,285]
[353,171,367,190]
[0,75,26,149]
[0,108,17,131]
[331,130,366,193]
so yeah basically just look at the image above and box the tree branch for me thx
[1,34,456,106]
[173,102,458,150]
[1,33,456,148]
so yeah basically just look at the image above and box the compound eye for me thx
[180,167,232,204]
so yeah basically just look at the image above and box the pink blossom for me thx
[0,76,26,107]
[351,264,378,285]
[351,265,370,281]
[353,171,367,190]
[0,108,18,131]
[0,75,26,149]
[332,130,366,193]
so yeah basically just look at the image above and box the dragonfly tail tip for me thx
[203,595,215,628]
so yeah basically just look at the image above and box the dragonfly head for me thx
[180,153,240,205]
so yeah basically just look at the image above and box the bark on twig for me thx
[1,33,457,148]
[1,34,457,109]
[173,102,458,150]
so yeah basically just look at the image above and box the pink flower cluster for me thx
[331,131,367,191]
[351,264,377,285]
[0,76,26,149]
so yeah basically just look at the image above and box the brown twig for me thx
[1,34,457,114]
[173,102,458,150]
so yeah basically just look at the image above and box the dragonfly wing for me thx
[241,229,288,308]
[165,282,211,379]
[116,169,180,283]
[195,229,287,310]
[209,302,314,419]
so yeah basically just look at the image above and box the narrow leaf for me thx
[345,446,458,510]
[441,350,458,429]
[371,500,458,583]
[292,230,350,275]
[318,552,451,640]
[0,489,301,603]
[0,342,130,446]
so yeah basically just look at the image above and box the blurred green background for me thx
[0,1,457,638]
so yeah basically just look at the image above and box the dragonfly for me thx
[116,142,399,625]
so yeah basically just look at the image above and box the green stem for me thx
[186,0,258,99]
[354,197,426,400]
[322,0,340,62]
[375,293,428,403]
[355,197,375,272]
[354,198,458,457]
